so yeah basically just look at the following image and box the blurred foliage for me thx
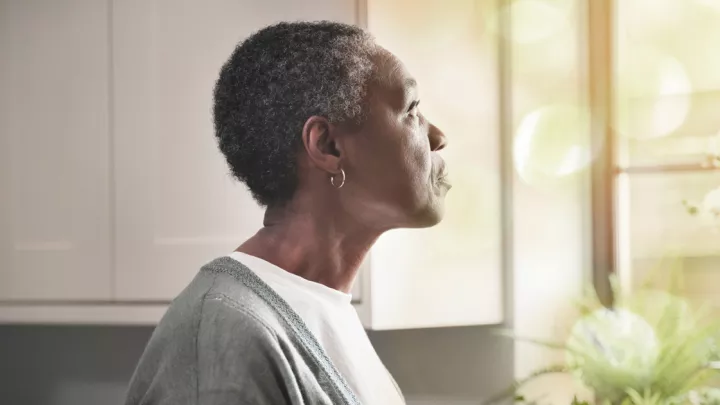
[487,272,720,405]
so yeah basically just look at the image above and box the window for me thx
[609,1,720,305]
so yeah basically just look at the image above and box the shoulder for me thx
[199,256,289,336]
[198,292,281,345]
[195,287,304,404]
[195,257,298,361]
[126,258,298,405]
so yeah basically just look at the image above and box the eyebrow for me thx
[404,78,417,89]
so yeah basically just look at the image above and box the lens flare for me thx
[513,105,594,188]
[615,47,692,139]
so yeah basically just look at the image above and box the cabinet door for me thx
[112,0,358,300]
[0,0,112,300]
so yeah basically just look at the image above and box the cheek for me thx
[402,127,432,183]
[345,119,431,205]
[384,130,432,214]
[380,124,429,184]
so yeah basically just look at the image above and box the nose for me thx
[428,122,447,152]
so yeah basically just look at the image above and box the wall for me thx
[0,325,512,405]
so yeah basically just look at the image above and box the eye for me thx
[407,100,420,118]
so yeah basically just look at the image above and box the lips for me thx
[437,173,451,187]
[435,160,451,187]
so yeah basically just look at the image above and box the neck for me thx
[236,196,380,293]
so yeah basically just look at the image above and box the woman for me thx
[125,20,449,405]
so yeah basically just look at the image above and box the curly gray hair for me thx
[213,21,377,207]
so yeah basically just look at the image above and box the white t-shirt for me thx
[229,252,405,405]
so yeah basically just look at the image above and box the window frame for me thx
[591,0,720,303]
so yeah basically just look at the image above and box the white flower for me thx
[702,186,720,218]
[567,308,659,376]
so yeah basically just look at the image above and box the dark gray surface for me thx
[0,324,512,405]
[0,325,152,405]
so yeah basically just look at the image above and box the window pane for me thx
[618,171,720,302]
[615,1,720,167]
[505,1,591,396]
[619,91,720,167]
[508,0,591,190]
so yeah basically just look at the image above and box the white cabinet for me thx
[111,0,357,301]
[0,0,112,300]
[0,0,355,316]
[0,0,504,329]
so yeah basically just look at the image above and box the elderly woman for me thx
[125,21,449,405]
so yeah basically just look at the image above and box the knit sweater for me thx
[124,256,361,405]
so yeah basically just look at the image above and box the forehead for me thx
[369,48,417,103]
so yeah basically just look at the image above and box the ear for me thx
[301,116,343,173]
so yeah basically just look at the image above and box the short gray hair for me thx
[213,21,377,207]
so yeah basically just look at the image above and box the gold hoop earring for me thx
[330,169,346,189]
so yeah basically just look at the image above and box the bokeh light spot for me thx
[616,47,692,139]
[513,105,594,188]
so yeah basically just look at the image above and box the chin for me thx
[377,185,450,230]
[405,198,446,229]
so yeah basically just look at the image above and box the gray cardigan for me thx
[124,256,361,405]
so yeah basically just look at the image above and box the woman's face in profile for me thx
[340,48,450,230]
